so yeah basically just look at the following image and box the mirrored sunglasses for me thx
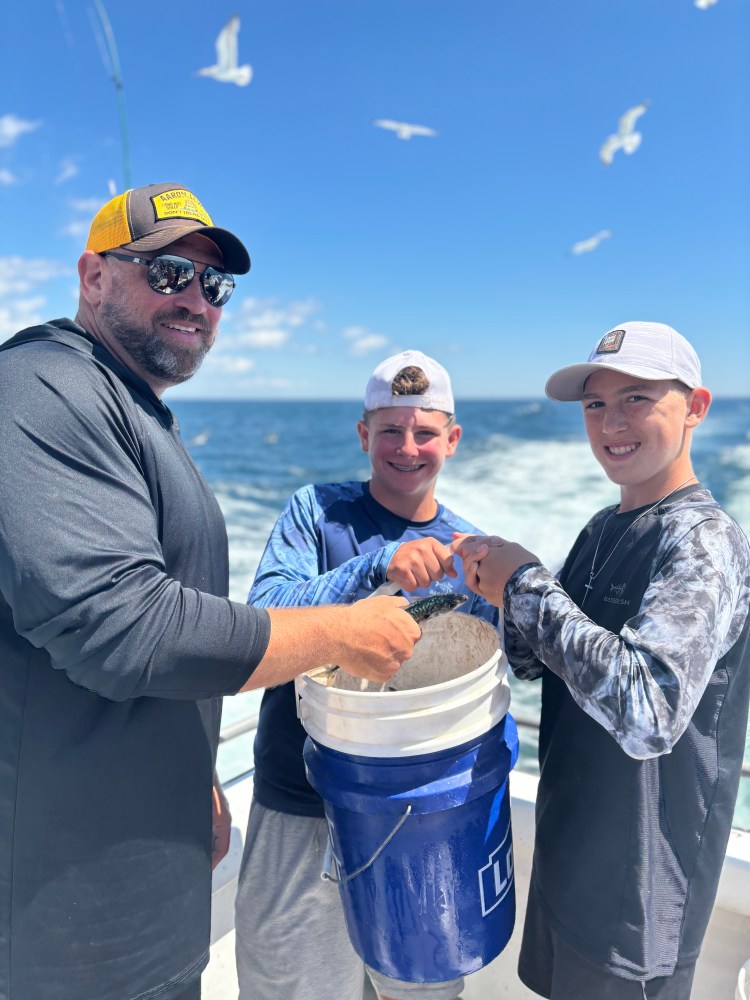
[102,252,235,307]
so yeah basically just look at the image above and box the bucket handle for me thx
[321,804,412,887]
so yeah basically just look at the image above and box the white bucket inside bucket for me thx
[295,614,509,757]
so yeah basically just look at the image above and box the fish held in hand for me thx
[404,593,468,623]
[319,593,468,686]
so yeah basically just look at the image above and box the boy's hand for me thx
[451,533,540,607]
[386,537,458,591]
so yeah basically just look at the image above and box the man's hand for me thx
[451,533,540,607]
[386,537,458,591]
[335,596,421,681]
[211,776,232,870]
[246,597,421,691]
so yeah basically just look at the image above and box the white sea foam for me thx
[439,437,617,570]
[722,444,750,533]
[212,491,279,602]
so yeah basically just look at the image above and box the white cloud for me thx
[0,256,72,297]
[0,297,47,343]
[205,355,256,374]
[62,196,107,242]
[228,296,320,353]
[252,376,295,389]
[343,325,368,340]
[236,328,289,349]
[0,257,74,342]
[349,334,389,356]
[343,325,390,356]
[237,297,319,330]
[54,158,79,185]
[71,197,107,214]
[60,220,90,239]
[0,114,42,148]
[0,169,17,185]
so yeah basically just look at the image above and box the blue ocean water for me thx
[169,397,750,830]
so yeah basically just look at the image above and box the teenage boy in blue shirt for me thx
[235,350,499,1000]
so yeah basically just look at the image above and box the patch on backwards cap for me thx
[595,329,626,354]
[363,349,455,413]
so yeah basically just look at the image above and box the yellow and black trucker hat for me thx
[85,182,251,274]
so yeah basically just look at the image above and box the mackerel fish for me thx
[317,592,468,686]
[404,592,468,623]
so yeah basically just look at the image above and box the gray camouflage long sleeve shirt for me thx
[504,490,750,759]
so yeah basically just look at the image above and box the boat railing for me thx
[219,713,750,781]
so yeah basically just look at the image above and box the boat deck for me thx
[204,770,750,999]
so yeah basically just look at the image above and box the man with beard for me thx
[0,183,420,1000]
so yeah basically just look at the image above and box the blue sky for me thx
[1,0,748,399]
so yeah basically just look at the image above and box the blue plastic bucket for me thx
[303,713,519,982]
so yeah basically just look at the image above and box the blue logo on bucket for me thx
[479,820,514,916]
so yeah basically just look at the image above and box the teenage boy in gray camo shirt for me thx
[453,321,750,1000]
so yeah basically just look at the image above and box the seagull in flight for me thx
[187,428,212,448]
[571,230,613,255]
[599,101,650,166]
[372,119,438,141]
[694,0,718,8]
[197,15,252,86]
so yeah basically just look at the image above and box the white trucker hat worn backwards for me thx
[364,350,455,413]
[545,321,702,401]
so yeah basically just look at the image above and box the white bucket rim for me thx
[296,614,509,757]
[301,680,511,757]
[301,646,505,699]
[299,675,508,725]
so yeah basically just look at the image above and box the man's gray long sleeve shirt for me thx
[0,320,270,1000]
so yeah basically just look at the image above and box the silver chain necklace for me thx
[581,476,698,606]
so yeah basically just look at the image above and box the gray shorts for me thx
[234,801,464,1000]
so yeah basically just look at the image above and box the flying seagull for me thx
[187,428,212,448]
[372,119,438,141]
[571,230,613,255]
[599,101,650,167]
[695,0,718,8]
[197,15,252,86]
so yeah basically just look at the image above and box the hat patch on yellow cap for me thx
[151,189,213,227]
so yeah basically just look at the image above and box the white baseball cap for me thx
[364,350,455,413]
[545,321,702,401]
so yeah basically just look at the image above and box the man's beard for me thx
[100,299,213,386]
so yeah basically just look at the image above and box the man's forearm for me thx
[239,598,418,691]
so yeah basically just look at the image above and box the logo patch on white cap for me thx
[596,329,626,354]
